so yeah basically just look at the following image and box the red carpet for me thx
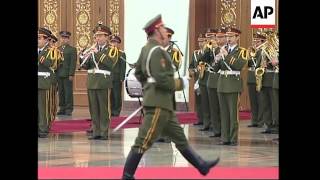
[38,167,278,179]
[50,111,251,133]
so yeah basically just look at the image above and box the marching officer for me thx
[155,27,180,143]
[109,34,126,117]
[79,22,116,140]
[56,31,77,116]
[197,28,216,131]
[247,32,266,127]
[213,27,248,146]
[38,27,63,138]
[207,27,226,138]
[122,14,219,179]
[189,32,206,126]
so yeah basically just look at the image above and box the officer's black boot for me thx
[122,149,143,180]
[179,146,220,176]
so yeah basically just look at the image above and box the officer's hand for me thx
[181,76,190,89]
[69,76,74,81]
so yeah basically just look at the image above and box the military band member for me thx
[122,14,219,179]
[109,34,126,117]
[56,31,77,116]
[247,32,266,127]
[38,28,63,138]
[207,27,226,137]
[79,22,116,140]
[257,31,275,134]
[197,28,217,131]
[189,32,206,126]
[271,55,279,134]
[213,27,248,146]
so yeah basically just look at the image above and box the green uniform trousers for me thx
[272,88,279,131]
[88,89,111,138]
[131,107,188,154]
[111,80,122,116]
[260,87,273,129]
[218,92,240,143]
[200,85,210,128]
[248,83,263,125]
[57,77,74,113]
[38,84,57,134]
[207,87,221,135]
[195,92,203,123]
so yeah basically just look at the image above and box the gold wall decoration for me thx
[43,0,58,35]
[75,0,91,52]
[220,0,237,28]
[109,0,120,34]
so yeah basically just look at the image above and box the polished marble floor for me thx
[39,107,278,168]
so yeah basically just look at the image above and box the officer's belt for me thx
[248,67,255,71]
[38,72,50,78]
[87,69,111,76]
[219,70,240,75]
[209,69,221,74]
[147,77,156,83]
[265,69,275,73]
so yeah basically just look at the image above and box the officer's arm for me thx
[119,52,127,81]
[134,48,146,83]
[150,49,183,91]
[79,54,92,70]
[69,47,77,76]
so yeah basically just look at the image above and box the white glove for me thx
[194,80,199,90]
[181,76,189,89]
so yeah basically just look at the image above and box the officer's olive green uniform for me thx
[247,49,264,126]
[257,56,275,131]
[122,15,219,179]
[207,47,221,135]
[189,49,203,124]
[80,46,116,138]
[129,39,187,151]
[271,66,279,132]
[214,45,247,144]
[38,44,62,135]
[198,46,212,129]
[111,50,126,116]
[57,44,77,115]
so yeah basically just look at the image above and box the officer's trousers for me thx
[131,107,189,154]
[57,77,73,113]
[87,89,111,138]
[110,80,122,116]
[248,83,263,125]
[218,92,240,143]
[207,87,221,135]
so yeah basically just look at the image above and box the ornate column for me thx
[42,0,60,36]
[74,0,92,52]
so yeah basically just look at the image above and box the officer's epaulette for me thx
[172,48,179,51]
[237,47,249,60]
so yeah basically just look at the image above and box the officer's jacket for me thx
[213,45,248,93]
[256,51,275,87]
[247,49,262,84]
[207,47,222,89]
[189,49,202,82]
[111,50,127,82]
[38,44,60,90]
[80,45,117,89]
[135,39,184,111]
[198,46,213,86]
[57,44,77,78]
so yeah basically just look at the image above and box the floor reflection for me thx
[38,120,278,167]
